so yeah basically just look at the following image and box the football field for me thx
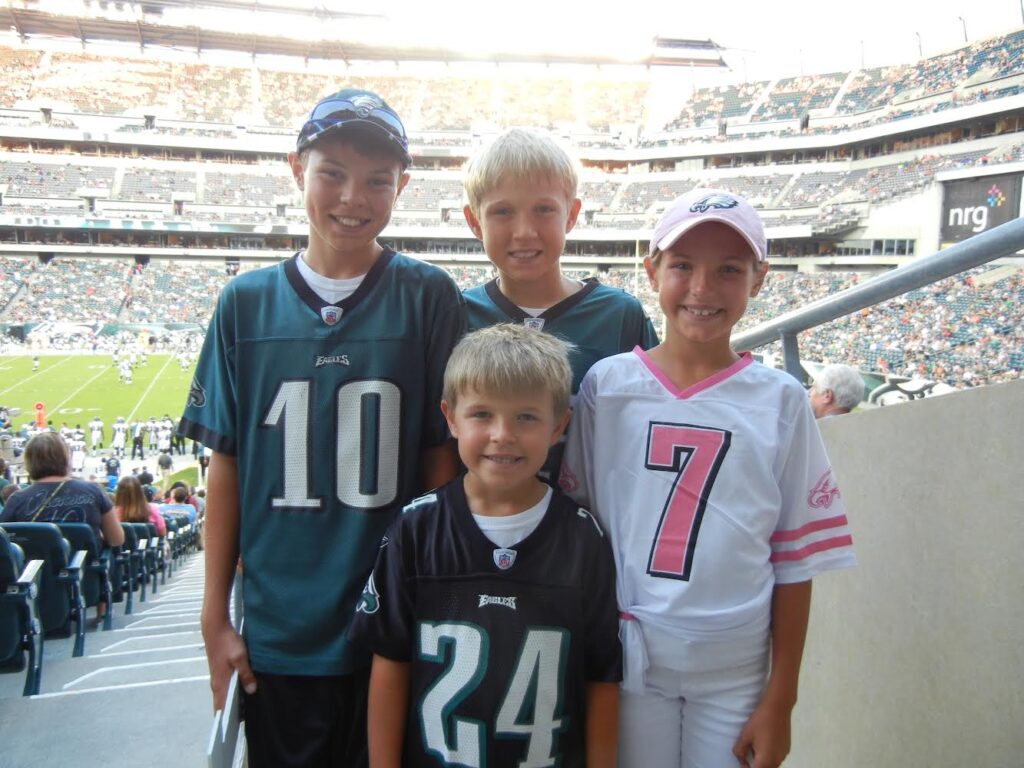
[0,353,196,431]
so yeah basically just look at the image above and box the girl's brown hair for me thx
[115,475,149,523]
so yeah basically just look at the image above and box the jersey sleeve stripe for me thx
[770,514,850,543]
[177,417,236,455]
[770,534,854,563]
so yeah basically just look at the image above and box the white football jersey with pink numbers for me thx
[560,348,856,651]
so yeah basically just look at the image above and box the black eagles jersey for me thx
[349,477,621,768]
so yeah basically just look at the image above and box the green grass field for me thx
[0,353,196,432]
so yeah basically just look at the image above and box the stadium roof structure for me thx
[3,1,729,67]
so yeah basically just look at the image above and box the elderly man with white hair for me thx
[809,364,865,418]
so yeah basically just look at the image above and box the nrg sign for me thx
[941,174,1022,243]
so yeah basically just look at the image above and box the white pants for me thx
[618,646,768,768]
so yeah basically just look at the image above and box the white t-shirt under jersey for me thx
[297,253,365,304]
[472,486,552,549]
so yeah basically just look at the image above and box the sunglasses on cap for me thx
[296,95,409,156]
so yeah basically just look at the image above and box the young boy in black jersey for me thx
[349,324,621,768]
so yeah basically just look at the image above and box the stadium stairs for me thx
[0,549,214,767]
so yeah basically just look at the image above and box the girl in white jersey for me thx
[560,188,856,768]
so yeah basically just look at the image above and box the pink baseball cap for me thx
[649,188,767,261]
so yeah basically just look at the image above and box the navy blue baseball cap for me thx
[296,88,412,167]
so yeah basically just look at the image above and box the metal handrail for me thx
[732,216,1024,380]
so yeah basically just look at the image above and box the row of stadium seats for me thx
[0,515,200,696]
[1,30,1022,135]
[3,142,1019,226]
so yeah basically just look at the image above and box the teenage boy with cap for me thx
[179,88,465,767]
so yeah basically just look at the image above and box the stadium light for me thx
[958,16,967,43]
[915,31,922,58]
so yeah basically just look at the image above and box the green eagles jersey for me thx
[464,277,657,480]
[180,250,465,675]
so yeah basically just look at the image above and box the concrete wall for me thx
[788,379,1024,767]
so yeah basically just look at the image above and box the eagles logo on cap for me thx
[690,193,739,213]
[351,95,376,118]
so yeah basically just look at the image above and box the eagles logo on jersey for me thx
[356,572,381,615]
[187,378,206,408]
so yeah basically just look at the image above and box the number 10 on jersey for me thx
[263,379,401,510]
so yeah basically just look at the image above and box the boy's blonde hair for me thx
[463,128,579,216]
[443,324,574,415]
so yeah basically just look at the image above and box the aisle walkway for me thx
[0,554,214,767]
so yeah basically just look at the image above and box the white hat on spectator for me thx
[650,188,767,261]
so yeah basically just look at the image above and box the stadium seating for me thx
[115,522,147,613]
[752,72,847,122]
[123,521,163,595]
[56,523,114,631]
[0,528,44,696]
[0,27,1021,137]
[0,523,87,657]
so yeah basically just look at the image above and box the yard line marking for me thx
[0,355,74,397]
[48,361,117,413]
[127,353,176,421]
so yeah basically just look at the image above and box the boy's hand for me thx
[203,619,256,711]
[732,697,792,768]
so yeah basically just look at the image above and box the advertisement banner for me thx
[941,174,1022,243]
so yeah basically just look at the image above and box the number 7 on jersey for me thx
[645,422,731,581]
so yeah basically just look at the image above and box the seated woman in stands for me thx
[113,475,167,537]
[0,432,125,549]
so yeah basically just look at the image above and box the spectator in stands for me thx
[0,482,18,511]
[178,88,464,768]
[0,432,124,547]
[809,364,866,418]
[461,128,657,480]
[113,474,166,536]
[165,480,199,514]
[158,485,197,525]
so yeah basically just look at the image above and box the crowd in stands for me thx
[0,258,230,326]
[837,30,1024,115]
[123,261,231,324]
[752,72,847,122]
[732,267,1024,388]
[0,254,1020,388]
[203,171,293,207]
[664,82,768,130]
[433,264,1024,389]
[0,135,1020,242]
[2,258,130,324]
[1,28,1021,138]
[0,161,114,197]
[0,48,41,108]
